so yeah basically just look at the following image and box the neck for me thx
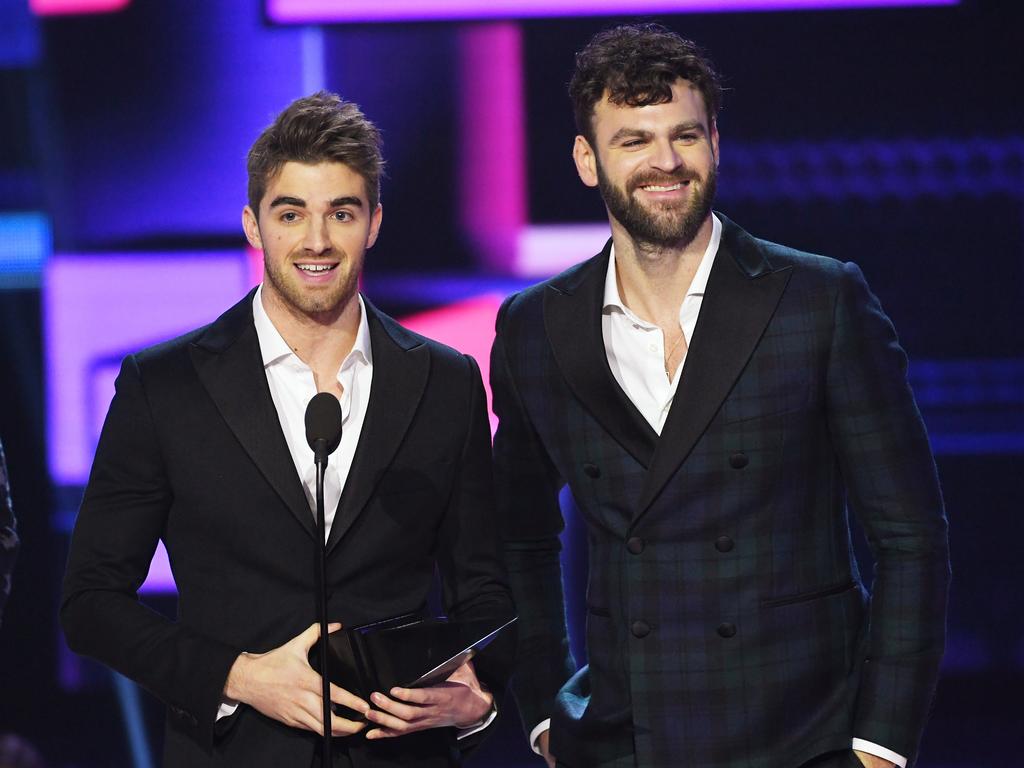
[261,287,361,384]
[610,214,713,326]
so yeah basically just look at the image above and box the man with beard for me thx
[61,92,513,767]
[490,24,948,768]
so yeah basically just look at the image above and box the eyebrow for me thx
[268,195,306,209]
[267,195,364,209]
[330,196,363,208]
[608,121,707,144]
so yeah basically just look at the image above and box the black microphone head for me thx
[305,392,343,461]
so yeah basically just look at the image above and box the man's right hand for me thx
[223,622,369,736]
[537,728,556,768]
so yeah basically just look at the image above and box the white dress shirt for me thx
[217,286,373,721]
[253,284,373,538]
[531,214,905,767]
[602,213,721,434]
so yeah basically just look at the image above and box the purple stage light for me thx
[268,0,956,24]
[515,223,611,278]
[44,252,252,487]
[45,252,252,593]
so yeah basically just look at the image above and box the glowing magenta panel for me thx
[399,295,505,434]
[44,252,252,486]
[268,0,955,23]
[458,23,526,271]
[30,0,130,15]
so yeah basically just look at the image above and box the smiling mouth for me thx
[295,263,338,273]
[640,181,689,192]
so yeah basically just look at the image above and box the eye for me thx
[280,211,299,223]
[333,210,353,222]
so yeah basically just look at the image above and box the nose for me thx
[649,137,683,173]
[302,217,332,254]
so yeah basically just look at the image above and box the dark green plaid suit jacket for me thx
[490,214,949,768]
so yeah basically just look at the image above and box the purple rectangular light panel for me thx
[45,251,255,593]
[268,0,955,23]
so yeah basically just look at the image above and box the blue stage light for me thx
[0,212,51,289]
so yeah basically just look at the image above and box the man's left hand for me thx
[854,750,895,768]
[364,660,493,739]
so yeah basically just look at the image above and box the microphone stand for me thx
[313,441,332,766]
[306,391,342,766]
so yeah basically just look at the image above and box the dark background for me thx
[1,1,1022,765]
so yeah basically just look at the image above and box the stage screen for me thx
[266,0,956,24]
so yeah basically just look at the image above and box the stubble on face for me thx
[261,244,360,321]
[596,156,717,250]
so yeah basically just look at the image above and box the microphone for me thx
[305,392,343,466]
[304,391,342,763]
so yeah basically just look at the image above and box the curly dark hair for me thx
[569,23,723,145]
[246,91,384,218]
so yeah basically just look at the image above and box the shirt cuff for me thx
[529,719,552,755]
[852,738,907,768]
[216,699,240,721]
[455,700,498,740]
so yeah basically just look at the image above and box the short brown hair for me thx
[569,24,723,145]
[246,91,384,217]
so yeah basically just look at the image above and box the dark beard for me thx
[597,161,717,249]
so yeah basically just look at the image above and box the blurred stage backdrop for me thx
[1,0,1022,765]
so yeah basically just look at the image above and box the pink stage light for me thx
[30,0,131,15]
[268,0,955,23]
[399,294,506,434]
[458,23,526,272]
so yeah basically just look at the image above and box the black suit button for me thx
[717,622,737,638]
[631,620,650,638]
[715,536,734,553]
[583,462,601,479]
[729,452,749,469]
[627,537,645,555]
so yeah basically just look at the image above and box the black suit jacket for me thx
[491,215,949,768]
[61,291,514,767]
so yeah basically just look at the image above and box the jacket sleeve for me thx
[435,352,517,753]
[60,354,241,749]
[825,262,950,762]
[0,438,19,625]
[490,294,577,740]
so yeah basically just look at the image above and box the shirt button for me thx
[649,344,658,353]
[717,622,737,638]
[729,452,749,469]
[631,620,651,638]
[583,462,601,479]
[715,536,734,553]
[627,537,644,555]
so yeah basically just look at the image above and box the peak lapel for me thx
[326,302,430,554]
[543,245,658,468]
[633,218,793,523]
[189,291,314,538]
